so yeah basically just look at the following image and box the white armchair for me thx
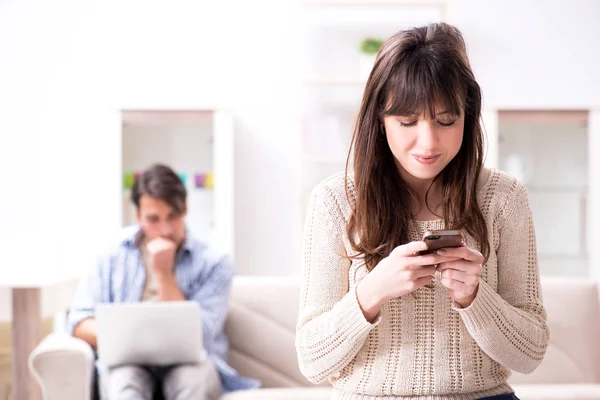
[29,332,95,400]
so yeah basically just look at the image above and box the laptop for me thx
[96,301,206,368]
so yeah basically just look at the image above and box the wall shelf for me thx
[120,109,235,257]
[498,109,590,277]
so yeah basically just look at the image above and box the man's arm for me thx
[73,318,98,348]
[68,253,110,348]
[157,273,186,301]
[189,254,234,354]
[147,237,186,301]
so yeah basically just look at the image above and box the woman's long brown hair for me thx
[346,22,490,271]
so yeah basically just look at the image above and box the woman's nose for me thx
[416,120,438,148]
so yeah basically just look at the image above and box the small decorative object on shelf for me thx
[359,37,383,79]
[123,172,135,189]
[124,170,189,189]
[205,172,214,189]
[194,173,206,188]
[178,172,187,185]
[194,172,215,189]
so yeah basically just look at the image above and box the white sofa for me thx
[29,276,600,400]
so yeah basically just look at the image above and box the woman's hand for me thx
[436,244,484,308]
[356,241,459,322]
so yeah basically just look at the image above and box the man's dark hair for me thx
[131,164,187,215]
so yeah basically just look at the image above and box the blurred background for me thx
[0,0,599,395]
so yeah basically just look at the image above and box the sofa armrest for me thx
[29,333,95,400]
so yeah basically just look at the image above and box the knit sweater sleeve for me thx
[295,180,380,384]
[454,182,549,374]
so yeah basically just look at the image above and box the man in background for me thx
[69,163,259,399]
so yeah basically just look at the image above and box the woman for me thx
[295,22,549,400]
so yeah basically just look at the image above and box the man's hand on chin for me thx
[146,237,185,301]
[146,237,177,278]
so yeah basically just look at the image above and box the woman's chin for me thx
[406,163,445,180]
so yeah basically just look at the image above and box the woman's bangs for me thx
[382,55,464,118]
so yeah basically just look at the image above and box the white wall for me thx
[448,0,600,109]
[0,0,302,271]
[111,0,302,276]
[0,0,302,320]
[589,111,600,279]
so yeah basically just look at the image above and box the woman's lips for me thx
[413,154,441,165]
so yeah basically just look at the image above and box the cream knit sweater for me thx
[295,168,549,400]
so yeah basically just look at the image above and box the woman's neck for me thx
[398,168,443,220]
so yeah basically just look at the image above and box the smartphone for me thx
[418,230,464,255]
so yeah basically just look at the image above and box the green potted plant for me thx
[359,37,383,79]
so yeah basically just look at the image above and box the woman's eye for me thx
[399,121,417,127]
[438,120,456,127]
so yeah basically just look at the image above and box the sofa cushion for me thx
[226,276,600,389]
[509,277,600,384]
[221,387,332,400]
[220,385,600,400]
[512,384,600,400]
[225,276,328,388]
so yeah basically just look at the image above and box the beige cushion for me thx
[509,277,600,384]
[225,276,328,389]
[227,275,600,388]
[220,385,600,400]
[219,385,600,400]
[221,387,332,400]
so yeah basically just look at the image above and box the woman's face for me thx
[383,109,465,185]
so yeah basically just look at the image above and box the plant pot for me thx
[359,53,377,80]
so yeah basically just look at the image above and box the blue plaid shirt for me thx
[68,225,260,394]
